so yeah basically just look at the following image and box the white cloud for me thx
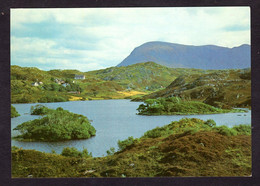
[11,7,250,71]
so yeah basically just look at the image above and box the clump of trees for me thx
[13,106,96,141]
[30,104,51,115]
[11,105,20,118]
[137,97,245,115]
[61,147,92,158]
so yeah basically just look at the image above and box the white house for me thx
[31,82,39,86]
[74,75,85,80]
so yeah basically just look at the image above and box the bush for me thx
[118,136,136,151]
[232,125,251,135]
[61,147,92,158]
[11,105,20,118]
[106,147,116,156]
[214,126,238,136]
[205,119,216,127]
[143,126,172,138]
[30,104,51,115]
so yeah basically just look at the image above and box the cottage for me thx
[74,75,85,80]
[31,82,39,86]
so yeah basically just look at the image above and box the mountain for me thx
[117,41,250,69]
[137,68,251,108]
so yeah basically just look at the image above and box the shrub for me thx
[143,126,172,138]
[232,125,251,135]
[118,136,136,151]
[214,126,238,136]
[61,147,81,157]
[11,105,20,118]
[61,147,92,158]
[106,147,116,156]
[30,104,51,115]
[205,119,216,127]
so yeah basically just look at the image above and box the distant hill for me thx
[117,41,250,69]
[86,62,209,91]
[137,68,251,108]
[11,63,209,103]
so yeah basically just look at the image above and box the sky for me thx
[11,7,250,72]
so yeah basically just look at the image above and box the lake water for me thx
[11,99,251,157]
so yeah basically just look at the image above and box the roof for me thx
[75,75,85,77]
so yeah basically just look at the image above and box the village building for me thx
[74,75,85,80]
[31,82,39,86]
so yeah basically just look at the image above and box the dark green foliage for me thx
[137,97,245,115]
[118,136,137,151]
[232,124,251,135]
[142,118,214,139]
[12,146,20,151]
[214,124,251,136]
[11,105,20,118]
[214,126,238,136]
[61,147,92,158]
[106,147,116,156]
[13,107,96,141]
[30,104,51,115]
[205,119,216,127]
[143,126,172,138]
[38,95,68,103]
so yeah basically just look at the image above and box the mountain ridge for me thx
[117,41,250,69]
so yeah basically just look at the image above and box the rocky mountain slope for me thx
[138,68,251,108]
[118,41,250,69]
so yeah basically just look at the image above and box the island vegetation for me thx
[13,106,96,142]
[11,105,20,118]
[137,97,246,115]
[12,118,251,177]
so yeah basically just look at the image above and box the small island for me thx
[13,105,96,142]
[137,97,246,115]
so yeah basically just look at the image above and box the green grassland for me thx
[12,118,251,177]
[11,62,212,103]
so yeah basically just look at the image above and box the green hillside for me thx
[136,68,251,109]
[87,62,208,91]
[11,62,209,103]
[12,118,251,177]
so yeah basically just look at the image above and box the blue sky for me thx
[11,7,250,72]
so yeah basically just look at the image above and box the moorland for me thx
[11,60,251,177]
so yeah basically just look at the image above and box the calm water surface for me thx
[11,99,251,157]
